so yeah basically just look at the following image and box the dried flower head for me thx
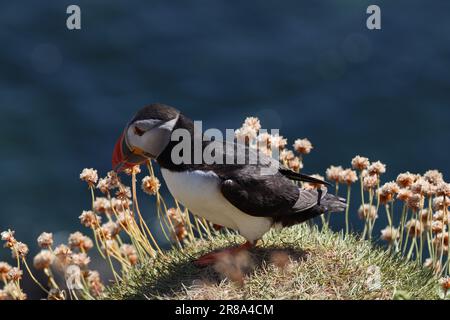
[351,156,370,171]
[93,197,111,215]
[363,175,378,191]
[358,204,377,221]
[141,176,161,195]
[433,210,450,224]
[79,210,102,228]
[424,170,444,186]
[433,232,449,254]
[431,221,445,234]
[243,117,261,132]
[120,244,138,265]
[380,226,400,242]
[1,229,16,245]
[432,196,450,212]
[439,277,450,293]
[0,262,12,279]
[326,165,344,183]
[287,157,303,172]
[293,138,313,154]
[123,165,142,176]
[339,169,358,185]
[79,168,98,186]
[33,250,54,270]
[71,253,90,269]
[235,126,257,142]
[270,135,287,150]
[97,171,120,193]
[116,186,132,199]
[396,172,416,188]
[406,193,423,211]
[53,244,72,266]
[406,219,424,237]
[424,258,442,273]
[436,182,450,197]
[68,232,93,251]
[257,132,272,147]
[397,188,412,202]
[7,267,23,281]
[87,270,104,297]
[99,221,120,239]
[12,242,29,259]
[377,182,400,204]
[2,282,26,300]
[368,161,386,176]
[37,232,53,249]
[280,149,295,162]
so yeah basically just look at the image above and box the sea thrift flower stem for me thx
[132,171,163,254]
[22,258,49,294]
[345,185,351,236]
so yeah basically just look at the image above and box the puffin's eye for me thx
[133,126,145,136]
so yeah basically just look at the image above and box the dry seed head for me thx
[280,149,295,162]
[406,219,424,237]
[97,171,120,193]
[79,210,102,228]
[380,226,400,242]
[351,155,370,171]
[287,157,303,172]
[123,165,142,176]
[2,282,26,300]
[7,267,23,281]
[424,170,444,186]
[433,210,450,224]
[141,176,161,195]
[326,165,344,183]
[368,161,386,176]
[93,197,111,214]
[1,229,16,245]
[115,186,131,199]
[270,135,287,150]
[436,182,450,197]
[432,196,450,212]
[235,126,257,142]
[431,221,445,234]
[12,242,29,259]
[243,117,261,132]
[396,172,417,188]
[33,250,54,270]
[79,168,98,186]
[377,182,400,204]
[99,221,121,239]
[358,204,378,221]
[339,169,358,185]
[433,232,449,254]
[293,138,313,154]
[37,232,53,249]
[120,244,138,265]
[70,253,90,269]
[0,262,12,278]
[406,193,423,211]
[363,174,378,191]
[53,244,72,266]
[87,270,104,297]
[397,188,412,202]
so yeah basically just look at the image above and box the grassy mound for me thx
[106,225,439,300]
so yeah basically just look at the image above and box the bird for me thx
[112,103,346,266]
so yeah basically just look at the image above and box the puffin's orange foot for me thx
[193,241,253,267]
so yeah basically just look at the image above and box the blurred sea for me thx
[1,0,450,295]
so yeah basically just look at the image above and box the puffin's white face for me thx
[125,116,179,159]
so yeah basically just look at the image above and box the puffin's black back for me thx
[131,103,180,123]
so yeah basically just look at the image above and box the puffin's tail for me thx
[320,193,347,213]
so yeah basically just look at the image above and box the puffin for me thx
[112,103,346,266]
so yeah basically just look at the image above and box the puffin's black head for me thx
[112,103,181,172]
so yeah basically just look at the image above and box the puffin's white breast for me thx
[160,168,272,242]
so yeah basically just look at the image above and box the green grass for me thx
[106,224,440,300]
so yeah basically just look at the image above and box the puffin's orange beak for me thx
[112,132,146,172]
